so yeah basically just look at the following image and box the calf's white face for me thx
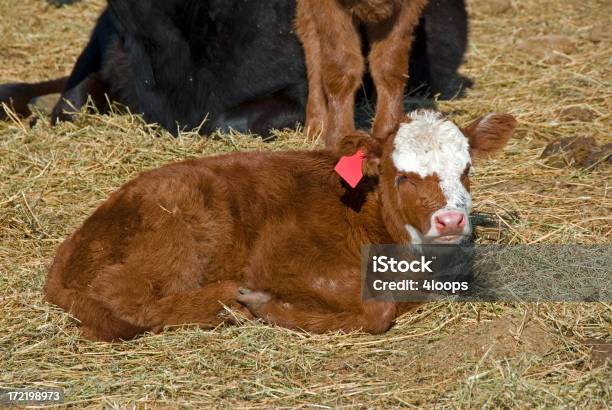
[392,111,472,243]
[381,110,517,244]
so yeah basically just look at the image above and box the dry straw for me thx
[0,0,610,407]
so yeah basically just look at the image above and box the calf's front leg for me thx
[237,288,397,334]
[368,0,428,140]
[295,0,327,139]
[297,0,365,148]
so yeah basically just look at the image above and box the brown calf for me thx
[295,0,429,146]
[44,110,517,341]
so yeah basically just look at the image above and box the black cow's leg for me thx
[1,9,115,124]
[249,99,305,137]
[212,98,303,138]
[421,0,470,99]
[51,74,109,123]
[51,10,116,123]
[211,84,307,137]
[250,84,307,136]
[0,78,67,120]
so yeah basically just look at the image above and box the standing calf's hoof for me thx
[237,288,271,311]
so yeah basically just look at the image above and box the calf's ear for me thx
[463,113,517,158]
[335,131,382,176]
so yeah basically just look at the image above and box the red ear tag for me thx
[334,150,365,188]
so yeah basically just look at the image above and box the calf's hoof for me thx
[237,288,271,311]
[217,303,255,325]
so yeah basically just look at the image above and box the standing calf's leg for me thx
[238,289,397,334]
[368,0,428,140]
[295,0,327,139]
[298,0,365,148]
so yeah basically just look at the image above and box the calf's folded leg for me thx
[237,289,397,334]
[49,277,250,341]
[147,281,254,333]
[87,258,252,337]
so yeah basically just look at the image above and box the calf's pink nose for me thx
[434,211,466,235]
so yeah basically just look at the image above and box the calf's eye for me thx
[395,175,415,189]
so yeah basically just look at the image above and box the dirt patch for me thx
[541,136,611,169]
[585,338,612,367]
[557,106,598,122]
[417,317,556,373]
[517,35,576,63]
[588,24,610,43]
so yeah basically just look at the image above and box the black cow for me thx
[0,0,469,136]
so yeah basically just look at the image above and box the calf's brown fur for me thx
[44,111,516,341]
[296,0,429,146]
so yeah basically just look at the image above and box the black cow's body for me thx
[0,0,469,136]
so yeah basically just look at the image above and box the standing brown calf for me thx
[44,110,517,341]
[296,0,429,146]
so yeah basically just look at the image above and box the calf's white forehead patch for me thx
[392,110,472,211]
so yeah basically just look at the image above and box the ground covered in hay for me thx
[1,0,610,407]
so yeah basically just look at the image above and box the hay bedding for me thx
[0,0,610,407]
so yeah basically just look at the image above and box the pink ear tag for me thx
[334,150,365,188]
